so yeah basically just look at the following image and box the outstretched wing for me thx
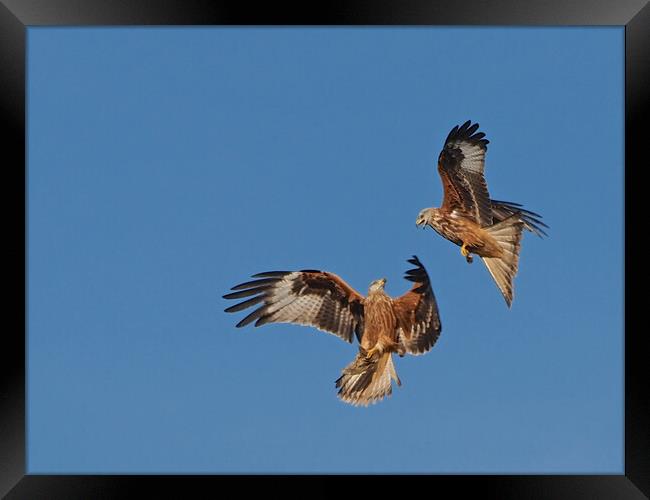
[490,199,549,237]
[392,256,442,355]
[437,120,493,227]
[223,270,365,343]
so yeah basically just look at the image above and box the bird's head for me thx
[368,278,387,294]
[416,208,436,228]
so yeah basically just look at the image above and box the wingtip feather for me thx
[251,271,289,278]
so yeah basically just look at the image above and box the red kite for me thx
[416,120,547,307]
[223,256,441,406]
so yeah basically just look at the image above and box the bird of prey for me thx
[415,120,547,307]
[223,256,441,406]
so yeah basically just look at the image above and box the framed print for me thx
[2,0,647,497]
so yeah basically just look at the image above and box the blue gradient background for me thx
[27,27,623,473]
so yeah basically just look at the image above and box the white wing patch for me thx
[457,141,486,174]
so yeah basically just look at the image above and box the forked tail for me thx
[481,215,525,307]
[335,348,401,406]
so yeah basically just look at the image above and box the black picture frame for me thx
[3,1,646,498]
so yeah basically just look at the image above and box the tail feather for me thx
[335,349,401,406]
[481,215,525,307]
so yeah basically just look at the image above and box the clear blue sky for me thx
[27,27,623,473]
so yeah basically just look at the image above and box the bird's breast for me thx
[363,294,396,341]
[429,215,466,246]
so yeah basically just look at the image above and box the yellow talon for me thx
[365,346,379,360]
[460,243,473,263]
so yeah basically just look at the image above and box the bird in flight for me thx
[415,120,547,307]
[223,256,441,406]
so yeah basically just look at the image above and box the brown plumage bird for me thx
[223,256,441,406]
[416,121,547,307]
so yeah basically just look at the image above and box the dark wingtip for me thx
[251,271,289,278]
[223,295,265,313]
[407,255,422,266]
[466,122,479,136]
[224,303,243,313]
[491,200,549,237]
[532,225,549,238]
[235,306,267,328]
[230,277,281,291]
[223,287,269,300]
[446,120,488,148]
[404,255,431,288]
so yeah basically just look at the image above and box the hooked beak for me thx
[380,278,387,286]
[416,219,426,229]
